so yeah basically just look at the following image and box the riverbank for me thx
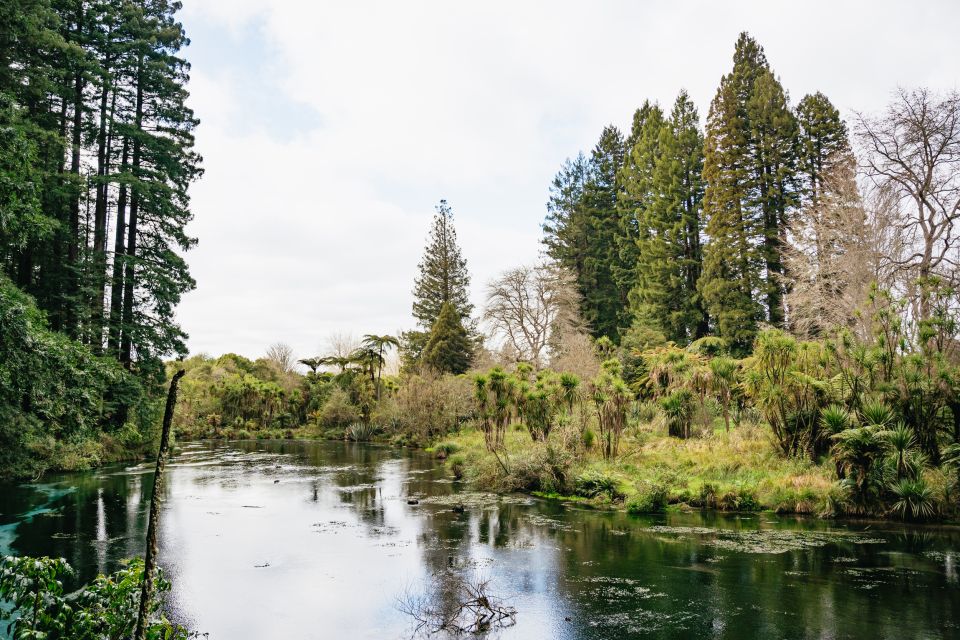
[430,424,955,520]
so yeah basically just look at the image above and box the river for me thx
[1,440,958,639]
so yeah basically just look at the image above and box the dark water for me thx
[1,440,958,639]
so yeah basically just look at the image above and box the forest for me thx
[0,0,198,479]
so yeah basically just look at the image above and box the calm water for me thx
[1,440,958,639]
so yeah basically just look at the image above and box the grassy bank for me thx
[431,422,936,517]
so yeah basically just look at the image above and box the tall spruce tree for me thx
[412,199,473,329]
[796,92,849,208]
[616,101,664,333]
[699,33,799,350]
[627,91,707,343]
[543,126,626,342]
[543,153,589,297]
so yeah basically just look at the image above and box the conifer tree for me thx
[422,301,473,374]
[699,32,799,349]
[543,153,589,294]
[627,92,707,343]
[543,127,627,342]
[0,0,200,381]
[616,101,664,332]
[412,199,473,329]
[795,92,849,207]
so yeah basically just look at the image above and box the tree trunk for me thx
[120,56,144,367]
[134,369,185,640]
[108,138,129,354]
[65,4,84,338]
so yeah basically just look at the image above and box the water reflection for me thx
[1,440,959,639]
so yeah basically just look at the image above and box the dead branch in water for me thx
[397,570,516,635]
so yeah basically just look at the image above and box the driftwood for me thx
[398,570,516,635]
[134,369,185,640]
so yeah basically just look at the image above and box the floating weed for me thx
[526,514,576,531]
[312,520,355,533]
[646,525,886,554]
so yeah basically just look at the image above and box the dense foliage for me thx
[0,275,150,478]
[0,555,186,639]
[0,0,200,477]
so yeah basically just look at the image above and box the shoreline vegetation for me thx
[2,21,960,533]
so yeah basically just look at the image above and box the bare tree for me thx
[482,264,581,369]
[855,88,960,319]
[786,154,903,338]
[325,331,359,359]
[265,342,296,373]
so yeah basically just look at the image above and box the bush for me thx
[448,453,466,480]
[627,484,668,514]
[582,428,596,450]
[574,470,624,501]
[433,442,460,459]
[346,422,378,442]
[632,400,660,424]
[889,478,937,521]
[394,373,471,443]
[320,388,360,428]
[717,487,760,511]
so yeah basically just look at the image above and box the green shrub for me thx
[889,478,937,520]
[627,484,668,514]
[346,422,378,442]
[432,442,460,459]
[320,388,360,428]
[448,453,466,480]
[574,470,624,501]
[582,428,596,449]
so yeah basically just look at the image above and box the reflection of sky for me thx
[3,441,960,639]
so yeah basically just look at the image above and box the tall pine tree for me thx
[405,199,473,368]
[0,0,200,381]
[411,199,472,328]
[627,91,707,343]
[544,126,626,342]
[699,33,799,350]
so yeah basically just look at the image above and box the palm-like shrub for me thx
[346,422,378,442]
[660,389,694,439]
[883,422,919,480]
[860,399,895,428]
[889,478,936,520]
[831,425,887,512]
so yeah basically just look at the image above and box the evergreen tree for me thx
[0,0,200,382]
[543,153,589,294]
[795,92,849,208]
[422,301,473,374]
[699,32,799,350]
[616,101,664,332]
[627,91,707,343]
[748,69,799,325]
[543,126,627,342]
[412,199,472,329]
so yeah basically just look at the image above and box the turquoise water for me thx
[1,440,958,639]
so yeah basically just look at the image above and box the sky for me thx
[174,0,960,362]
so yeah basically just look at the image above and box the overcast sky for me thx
[174,0,960,361]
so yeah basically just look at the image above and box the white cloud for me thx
[175,0,960,360]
